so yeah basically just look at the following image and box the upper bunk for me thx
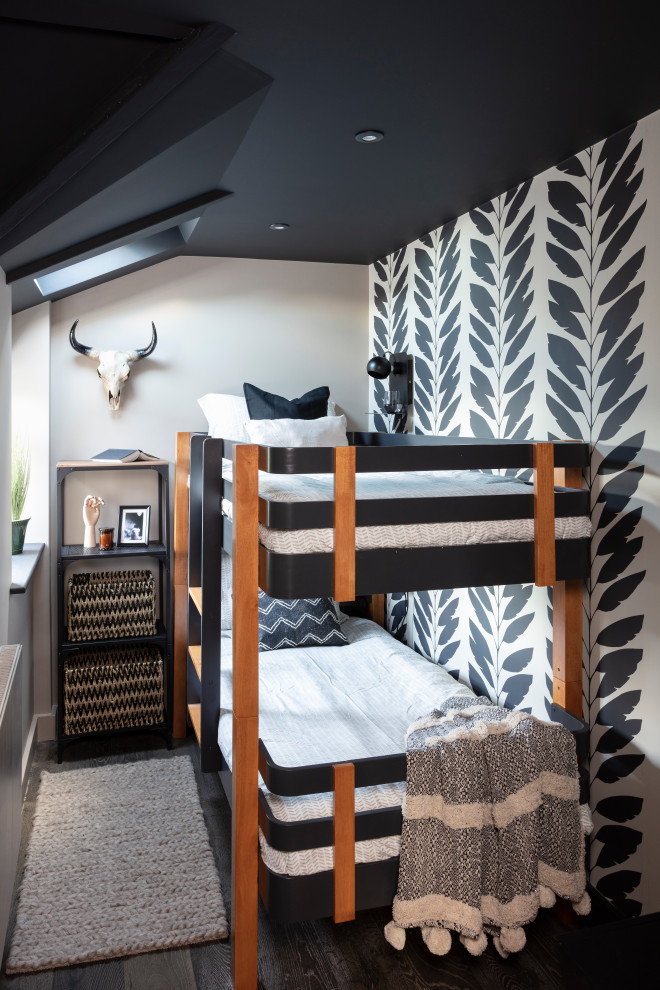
[177,427,589,772]
[190,431,591,600]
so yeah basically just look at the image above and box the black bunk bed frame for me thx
[182,431,591,990]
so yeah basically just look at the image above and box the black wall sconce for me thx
[366,351,413,432]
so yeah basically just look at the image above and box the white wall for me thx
[49,255,369,466]
[40,255,368,724]
[12,304,50,542]
[0,269,11,645]
[11,304,53,737]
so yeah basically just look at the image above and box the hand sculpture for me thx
[83,495,105,548]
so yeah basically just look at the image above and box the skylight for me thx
[34,219,200,296]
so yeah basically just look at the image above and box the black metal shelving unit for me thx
[56,460,172,761]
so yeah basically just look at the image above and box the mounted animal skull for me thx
[69,319,157,410]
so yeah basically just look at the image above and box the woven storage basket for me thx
[67,569,157,641]
[63,644,164,735]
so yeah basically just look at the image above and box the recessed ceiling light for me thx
[355,130,384,144]
[269,222,289,230]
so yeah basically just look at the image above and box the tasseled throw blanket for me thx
[385,696,591,959]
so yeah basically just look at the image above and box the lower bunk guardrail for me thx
[256,705,589,854]
[258,793,403,851]
[258,739,406,796]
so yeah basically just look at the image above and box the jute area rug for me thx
[6,756,228,974]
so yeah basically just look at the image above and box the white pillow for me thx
[244,414,348,447]
[198,393,249,441]
[198,394,338,440]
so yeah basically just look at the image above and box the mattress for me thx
[220,464,590,552]
[217,615,473,876]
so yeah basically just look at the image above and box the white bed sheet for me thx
[217,615,473,876]
[220,464,590,552]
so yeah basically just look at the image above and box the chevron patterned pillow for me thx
[258,592,348,651]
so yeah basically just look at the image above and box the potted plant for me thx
[11,436,30,555]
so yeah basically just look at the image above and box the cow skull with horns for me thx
[69,319,157,410]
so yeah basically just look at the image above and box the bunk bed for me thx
[172,430,591,990]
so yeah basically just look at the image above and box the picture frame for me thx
[117,505,150,547]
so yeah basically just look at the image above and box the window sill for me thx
[10,543,45,595]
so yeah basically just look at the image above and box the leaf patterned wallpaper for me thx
[369,110,660,916]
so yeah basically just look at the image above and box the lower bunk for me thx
[214,612,589,926]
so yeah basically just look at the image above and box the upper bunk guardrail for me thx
[216,434,590,532]
[217,433,590,475]
[214,435,592,593]
[254,489,590,530]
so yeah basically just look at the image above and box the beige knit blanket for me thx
[385,696,590,958]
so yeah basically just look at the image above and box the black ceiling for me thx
[2,0,660,313]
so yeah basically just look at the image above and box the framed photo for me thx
[118,505,150,547]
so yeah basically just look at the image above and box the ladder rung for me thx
[188,645,202,681]
[188,703,201,745]
[189,587,202,614]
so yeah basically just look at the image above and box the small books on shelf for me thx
[91,449,159,463]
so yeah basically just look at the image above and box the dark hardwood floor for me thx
[1,733,597,990]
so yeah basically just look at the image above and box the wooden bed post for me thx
[369,594,386,628]
[173,432,190,738]
[552,466,584,718]
[533,442,556,587]
[333,762,356,923]
[231,444,260,990]
[334,446,356,602]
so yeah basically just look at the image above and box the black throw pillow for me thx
[258,592,348,651]
[243,382,329,420]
